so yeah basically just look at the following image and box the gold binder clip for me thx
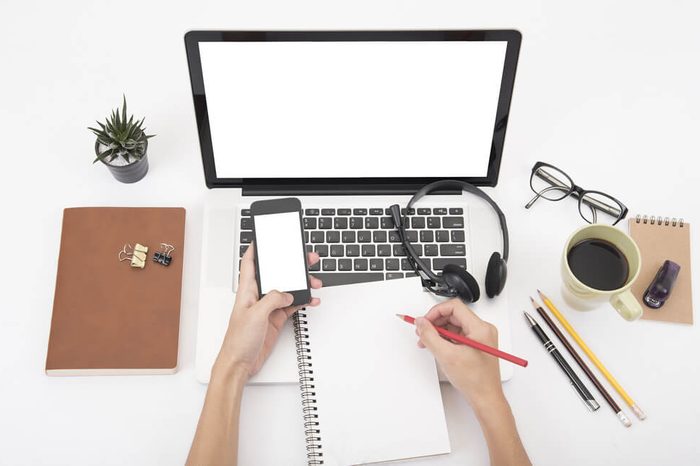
[118,243,149,269]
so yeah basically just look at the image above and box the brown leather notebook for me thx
[629,216,693,325]
[46,207,186,375]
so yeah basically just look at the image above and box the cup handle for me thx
[609,290,643,321]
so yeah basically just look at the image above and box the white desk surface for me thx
[1,1,699,465]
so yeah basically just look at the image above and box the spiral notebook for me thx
[291,278,450,465]
[629,215,693,324]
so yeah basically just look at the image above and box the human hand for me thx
[415,298,504,410]
[213,244,322,380]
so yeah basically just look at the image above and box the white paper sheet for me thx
[302,278,451,465]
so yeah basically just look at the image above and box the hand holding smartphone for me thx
[250,198,311,306]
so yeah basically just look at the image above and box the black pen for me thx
[524,311,600,412]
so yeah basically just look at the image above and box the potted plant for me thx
[88,96,155,183]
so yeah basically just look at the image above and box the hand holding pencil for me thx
[408,299,518,405]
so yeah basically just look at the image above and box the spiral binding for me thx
[293,311,323,465]
[635,214,684,227]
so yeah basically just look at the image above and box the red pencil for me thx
[396,314,528,367]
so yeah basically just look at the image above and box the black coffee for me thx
[567,239,629,291]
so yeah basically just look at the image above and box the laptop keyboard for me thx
[238,207,468,287]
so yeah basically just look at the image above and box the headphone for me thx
[389,180,509,303]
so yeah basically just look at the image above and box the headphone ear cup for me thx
[442,264,480,303]
[485,252,507,298]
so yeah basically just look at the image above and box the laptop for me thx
[184,30,521,384]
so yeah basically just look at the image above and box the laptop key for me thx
[436,230,450,242]
[385,258,400,270]
[239,245,249,257]
[240,231,253,243]
[380,217,394,229]
[322,259,336,271]
[373,231,387,243]
[361,245,376,257]
[433,258,467,270]
[365,217,379,229]
[321,208,335,215]
[370,259,384,271]
[353,208,367,215]
[342,231,356,243]
[338,259,352,271]
[305,209,319,216]
[393,245,406,256]
[354,259,368,271]
[386,272,404,280]
[319,217,333,229]
[440,244,466,256]
[443,217,465,228]
[334,217,348,229]
[241,218,253,230]
[241,209,251,216]
[306,245,313,253]
[330,245,344,257]
[388,231,401,243]
[427,217,441,229]
[314,245,329,257]
[350,217,363,229]
[409,244,423,255]
[377,244,392,257]
[309,261,320,272]
[411,217,425,229]
[326,231,340,243]
[401,259,414,271]
[304,231,310,243]
[433,208,447,215]
[424,244,439,256]
[303,217,317,230]
[406,230,418,242]
[358,231,372,243]
[369,208,384,215]
[420,230,434,242]
[451,230,465,242]
[311,272,383,287]
[346,245,360,257]
[449,207,464,215]
[417,208,431,215]
[337,208,351,215]
[311,231,324,243]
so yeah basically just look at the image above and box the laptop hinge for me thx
[241,183,462,196]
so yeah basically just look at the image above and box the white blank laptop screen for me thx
[199,41,507,179]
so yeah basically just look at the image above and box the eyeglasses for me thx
[525,161,629,225]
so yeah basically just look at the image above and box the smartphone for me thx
[250,197,311,306]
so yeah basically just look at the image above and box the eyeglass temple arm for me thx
[535,171,622,217]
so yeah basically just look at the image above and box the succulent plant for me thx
[88,96,155,164]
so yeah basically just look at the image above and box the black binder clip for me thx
[153,243,175,266]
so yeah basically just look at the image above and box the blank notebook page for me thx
[304,278,450,465]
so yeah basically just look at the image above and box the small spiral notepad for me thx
[629,215,693,324]
[291,278,450,466]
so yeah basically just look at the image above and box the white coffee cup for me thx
[561,224,643,321]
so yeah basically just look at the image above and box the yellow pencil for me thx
[537,290,646,421]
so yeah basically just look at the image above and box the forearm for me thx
[472,394,531,466]
[186,364,248,466]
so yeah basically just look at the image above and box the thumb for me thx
[255,290,294,316]
[416,317,453,357]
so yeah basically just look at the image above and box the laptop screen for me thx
[198,40,508,180]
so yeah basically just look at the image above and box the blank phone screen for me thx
[254,211,308,294]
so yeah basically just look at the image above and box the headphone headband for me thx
[405,180,509,260]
